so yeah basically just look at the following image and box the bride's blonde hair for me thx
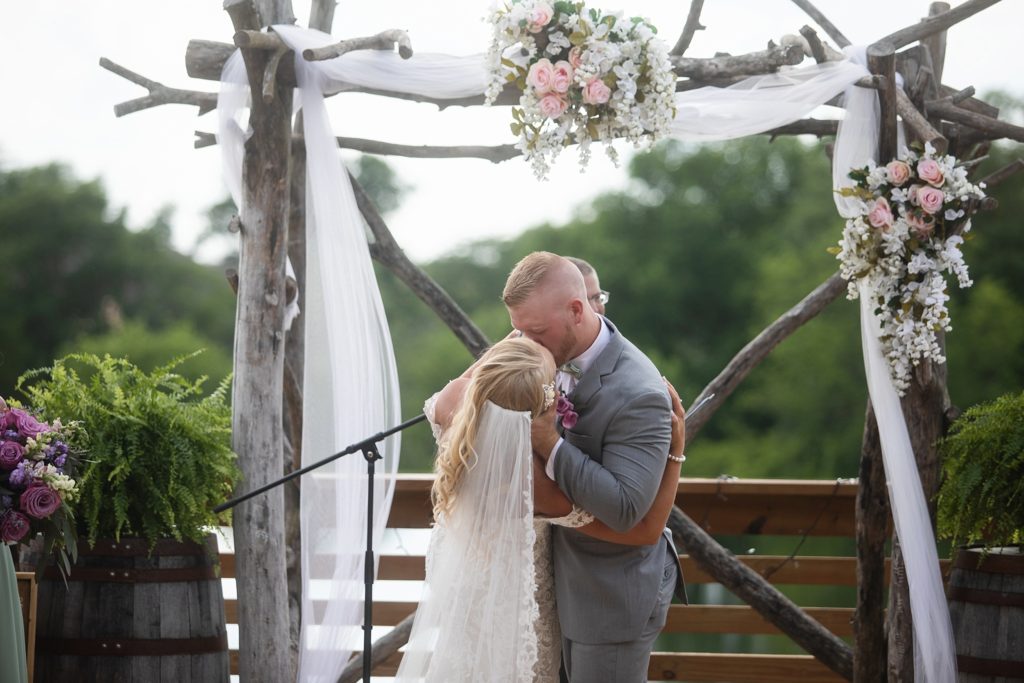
[432,337,554,520]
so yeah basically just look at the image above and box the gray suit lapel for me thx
[570,319,624,410]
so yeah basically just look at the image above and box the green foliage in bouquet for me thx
[937,390,1024,550]
[16,352,240,548]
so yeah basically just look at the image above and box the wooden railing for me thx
[219,475,945,681]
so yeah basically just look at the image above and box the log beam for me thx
[853,402,888,683]
[684,274,846,443]
[789,0,851,48]
[304,29,413,61]
[348,173,491,358]
[670,0,705,56]
[100,58,217,116]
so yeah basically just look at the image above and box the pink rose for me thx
[885,160,911,186]
[0,510,30,543]
[568,46,584,69]
[526,58,555,94]
[917,158,944,187]
[867,197,894,229]
[906,211,935,238]
[582,78,612,105]
[917,186,945,215]
[907,184,922,206]
[21,484,62,519]
[537,92,568,118]
[0,441,25,470]
[552,60,573,94]
[527,3,554,33]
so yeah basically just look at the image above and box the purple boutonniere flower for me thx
[556,394,579,430]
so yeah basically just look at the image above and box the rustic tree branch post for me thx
[853,402,889,683]
[224,0,295,680]
[282,124,306,669]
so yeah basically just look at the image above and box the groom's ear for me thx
[568,298,585,322]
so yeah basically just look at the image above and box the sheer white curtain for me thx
[218,25,953,682]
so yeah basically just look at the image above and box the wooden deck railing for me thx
[219,475,945,681]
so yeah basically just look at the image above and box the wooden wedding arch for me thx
[102,0,1023,680]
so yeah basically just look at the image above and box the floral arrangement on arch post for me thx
[0,396,82,576]
[833,142,986,395]
[485,0,677,179]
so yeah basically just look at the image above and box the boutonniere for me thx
[556,394,578,430]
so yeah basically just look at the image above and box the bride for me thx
[394,336,685,682]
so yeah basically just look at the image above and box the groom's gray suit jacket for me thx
[551,320,686,644]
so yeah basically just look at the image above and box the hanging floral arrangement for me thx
[486,0,677,179]
[834,142,986,394]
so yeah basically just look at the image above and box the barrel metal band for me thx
[36,634,228,657]
[42,565,218,583]
[947,584,1024,608]
[956,654,1024,678]
[76,539,210,557]
[953,550,1024,575]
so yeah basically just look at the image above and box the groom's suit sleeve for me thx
[552,389,671,533]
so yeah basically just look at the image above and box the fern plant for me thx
[16,352,240,548]
[937,390,1024,550]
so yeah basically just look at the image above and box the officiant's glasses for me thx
[589,290,610,306]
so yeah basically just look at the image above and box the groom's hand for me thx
[531,400,560,461]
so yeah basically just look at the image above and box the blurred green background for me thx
[3,119,1021,480]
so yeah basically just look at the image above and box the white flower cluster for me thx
[835,143,985,394]
[485,0,677,179]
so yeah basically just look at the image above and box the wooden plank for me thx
[664,605,855,636]
[225,599,416,626]
[384,476,862,534]
[649,652,846,682]
[312,650,847,681]
[225,553,950,585]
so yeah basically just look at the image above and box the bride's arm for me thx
[542,379,686,545]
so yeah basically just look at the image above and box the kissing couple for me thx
[395,252,686,683]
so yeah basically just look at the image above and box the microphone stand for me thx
[214,412,428,683]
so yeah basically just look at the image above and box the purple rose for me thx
[9,409,49,439]
[0,441,25,470]
[560,409,579,430]
[21,484,62,519]
[0,510,30,543]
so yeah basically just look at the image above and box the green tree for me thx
[0,163,236,397]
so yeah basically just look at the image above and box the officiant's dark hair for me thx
[432,337,554,518]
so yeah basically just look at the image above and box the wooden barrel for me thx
[33,534,229,682]
[948,546,1024,682]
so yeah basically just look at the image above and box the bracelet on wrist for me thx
[667,453,686,463]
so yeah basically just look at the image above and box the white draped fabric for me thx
[217,25,953,682]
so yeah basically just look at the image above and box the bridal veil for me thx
[394,401,539,683]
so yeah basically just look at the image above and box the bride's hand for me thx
[665,378,685,459]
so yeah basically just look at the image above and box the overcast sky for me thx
[3,1,1019,263]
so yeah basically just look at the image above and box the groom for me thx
[503,251,681,682]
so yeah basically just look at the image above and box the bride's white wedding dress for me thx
[393,396,592,683]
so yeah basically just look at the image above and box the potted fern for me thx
[937,390,1023,676]
[15,352,239,681]
[936,390,1024,553]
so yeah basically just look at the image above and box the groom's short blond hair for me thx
[502,251,560,307]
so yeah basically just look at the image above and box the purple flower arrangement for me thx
[0,397,80,571]
[556,394,579,430]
